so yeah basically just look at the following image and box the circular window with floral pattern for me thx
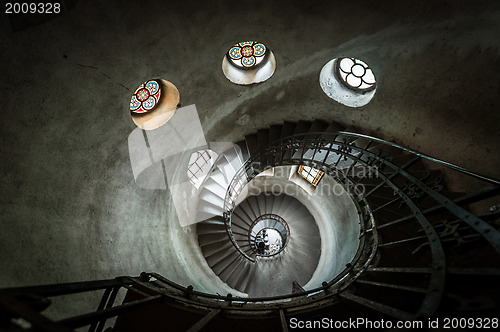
[226,41,269,69]
[130,80,162,115]
[335,57,376,92]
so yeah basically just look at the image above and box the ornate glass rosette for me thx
[130,80,162,115]
[335,58,376,92]
[226,41,269,69]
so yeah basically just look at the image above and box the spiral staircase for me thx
[198,193,321,297]
[1,120,499,331]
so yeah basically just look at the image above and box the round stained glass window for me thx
[335,57,376,92]
[226,41,269,69]
[130,79,162,115]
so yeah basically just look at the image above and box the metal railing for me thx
[2,131,499,330]
[0,268,372,332]
[220,130,500,319]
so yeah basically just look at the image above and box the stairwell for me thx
[1,119,498,331]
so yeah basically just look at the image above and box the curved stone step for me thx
[203,178,227,198]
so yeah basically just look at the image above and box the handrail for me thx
[3,134,499,328]
[274,131,500,185]
[0,268,362,331]
[148,267,351,303]
[220,130,500,300]
[225,131,499,220]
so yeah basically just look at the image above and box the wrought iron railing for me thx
[2,132,499,330]
[0,267,376,332]
[221,131,500,319]
[224,132,499,247]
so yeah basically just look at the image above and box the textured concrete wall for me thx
[1,0,499,319]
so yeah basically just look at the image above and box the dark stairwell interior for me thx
[1,0,499,331]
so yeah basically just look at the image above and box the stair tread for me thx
[197,222,226,234]
[210,169,229,188]
[202,241,234,258]
[223,257,249,287]
[257,129,270,168]
[235,140,250,162]
[245,134,259,158]
[232,209,253,227]
[197,226,226,235]
[198,232,230,247]
[325,122,344,132]
[197,200,224,213]
[308,119,329,134]
[217,162,236,184]
[202,179,226,198]
[269,125,282,146]
[199,188,224,204]
[280,121,296,139]
[195,209,224,223]
[293,120,312,135]
[205,246,238,267]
